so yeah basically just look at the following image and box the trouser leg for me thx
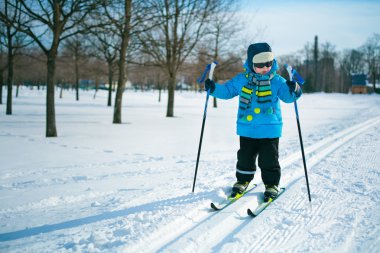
[236,136,258,182]
[258,138,281,185]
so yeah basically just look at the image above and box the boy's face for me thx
[253,60,273,75]
[254,65,272,75]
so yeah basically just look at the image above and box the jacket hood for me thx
[246,43,274,70]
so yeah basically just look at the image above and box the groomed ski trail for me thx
[126,116,380,253]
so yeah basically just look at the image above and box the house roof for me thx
[351,74,367,86]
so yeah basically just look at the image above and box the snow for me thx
[0,88,380,253]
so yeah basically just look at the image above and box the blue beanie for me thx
[247,43,274,71]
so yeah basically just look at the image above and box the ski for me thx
[247,187,286,217]
[210,184,258,211]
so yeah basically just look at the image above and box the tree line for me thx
[0,0,246,137]
[0,1,379,138]
[279,34,380,94]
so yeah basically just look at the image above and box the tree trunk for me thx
[93,77,98,99]
[60,84,63,98]
[16,83,19,97]
[372,68,377,92]
[113,0,131,124]
[6,25,13,115]
[0,70,3,104]
[113,40,127,123]
[107,61,113,106]
[314,35,319,91]
[166,74,175,117]
[339,68,344,93]
[113,67,125,123]
[373,76,376,92]
[75,55,79,101]
[46,53,58,137]
[5,68,12,115]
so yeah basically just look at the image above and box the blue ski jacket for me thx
[210,59,301,138]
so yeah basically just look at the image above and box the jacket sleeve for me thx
[210,73,246,99]
[276,75,302,103]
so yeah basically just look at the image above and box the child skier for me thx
[205,42,302,202]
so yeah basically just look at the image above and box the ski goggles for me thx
[253,61,273,68]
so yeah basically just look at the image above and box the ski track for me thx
[218,120,380,253]
[1,111,380,251]
[123,116,380,253]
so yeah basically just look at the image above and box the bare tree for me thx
[14,46,47,89]
[361,33,380,91]
[139,0,215,117]
[2,0,101,136]
[102,0,152,123]
[63,34,90,101]
[103,0,132,124]
[319,42,337,92]
[202,0,243,108]
[88,24,119,106]
[313,35,319,91]
[337,49,364,93]
[0,0,29,114]
[301,42,315,92]
[0,27,5,104]
[347,49,365,74]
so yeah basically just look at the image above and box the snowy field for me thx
[0,88,379,253]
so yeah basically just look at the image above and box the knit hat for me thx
[247,42,274,70]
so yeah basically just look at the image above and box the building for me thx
[351,74,368,94]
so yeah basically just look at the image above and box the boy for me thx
[205,42,302,202]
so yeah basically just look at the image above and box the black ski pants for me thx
[236,136,281,186]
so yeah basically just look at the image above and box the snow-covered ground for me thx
[0,88,379,253]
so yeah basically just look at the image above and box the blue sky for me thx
[239,0,380,56]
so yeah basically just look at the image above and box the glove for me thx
[205,79,215,93]
[286,80,301,97]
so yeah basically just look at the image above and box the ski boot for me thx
[231,181,250,197]
[264,185,279,202]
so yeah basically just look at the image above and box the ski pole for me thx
[192,61,218,193]
[284,64,311,202]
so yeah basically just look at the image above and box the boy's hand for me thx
[205,79,215,93]
[286,80,301,97]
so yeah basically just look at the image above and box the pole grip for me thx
[285,64,294,81]
[209,61,217,81]
[285,64,305,85]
